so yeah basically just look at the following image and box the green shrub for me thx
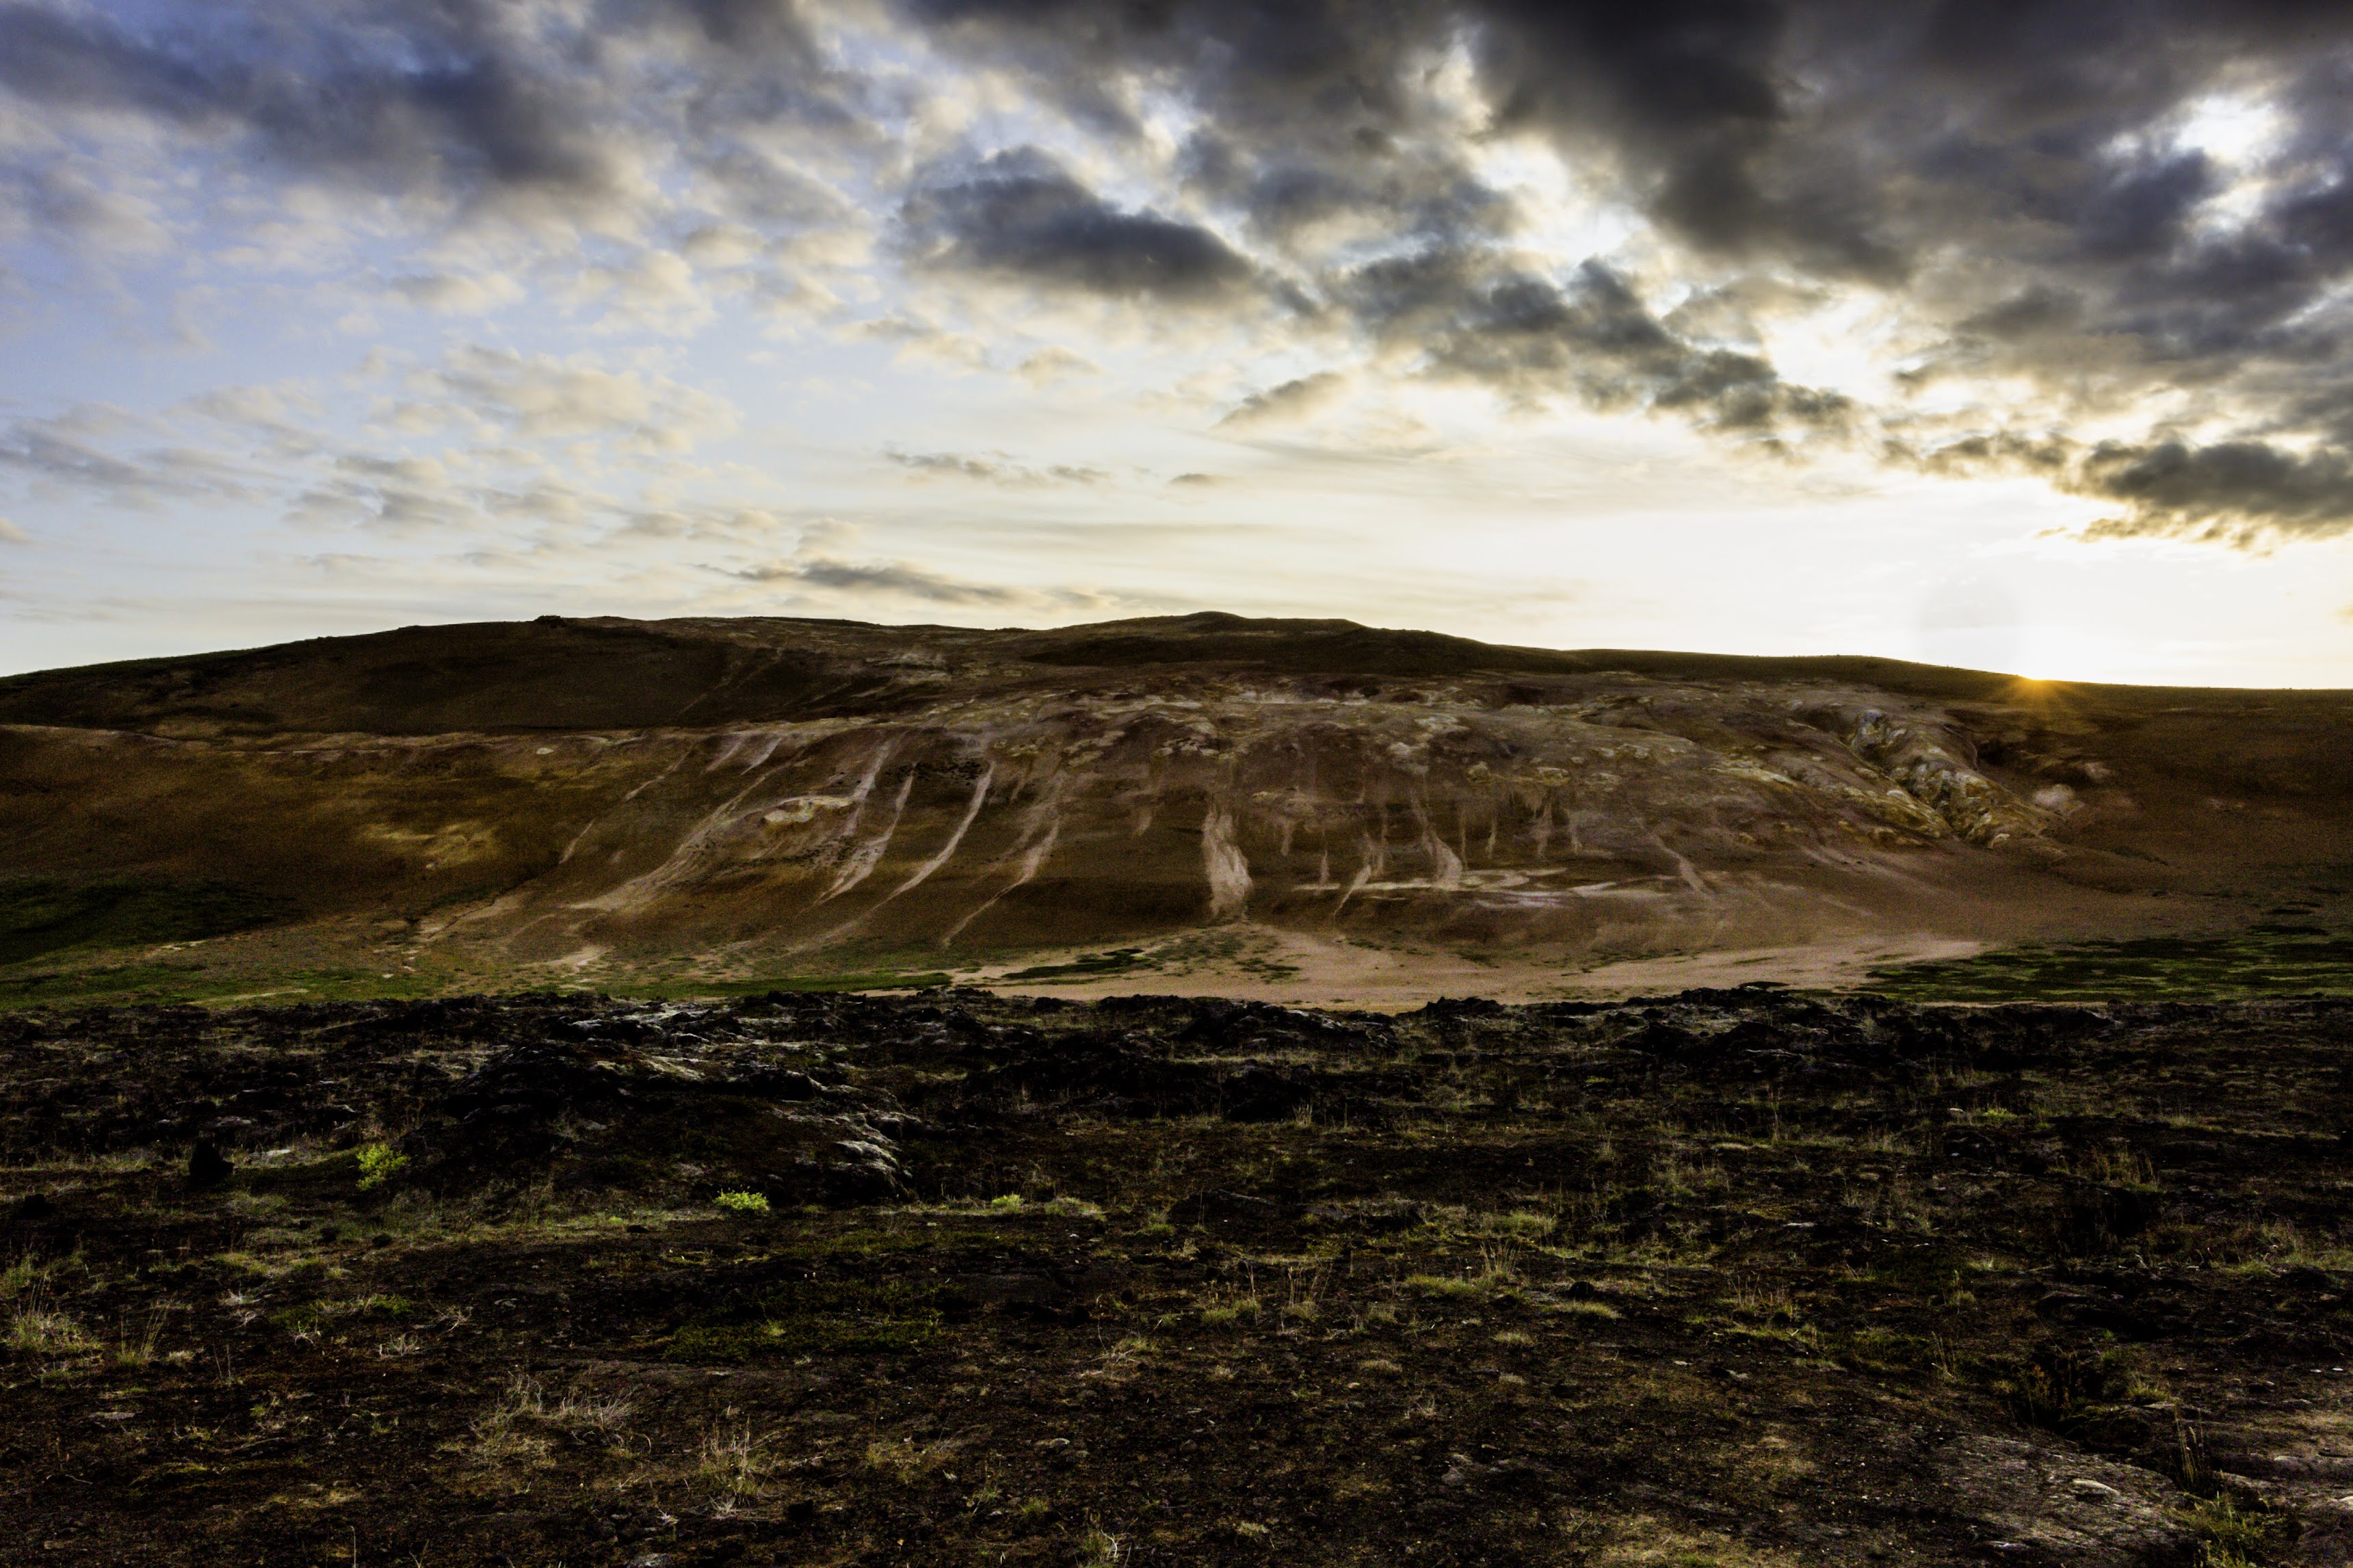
[354,1143,409,1191]
[713,1190,770,1214]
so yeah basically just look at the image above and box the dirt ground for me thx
[967,927,1997,1008]
[5,988,2352,1566]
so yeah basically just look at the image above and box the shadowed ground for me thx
[5,989,2352,1564]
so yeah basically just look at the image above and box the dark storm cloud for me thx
[0,0,869,224]
[901,148,1263,304]
[1345,254,1852,433]
[9,1,2353,540]
[2071,440,2353,543]
[895,0,2353,538]
[1912,429,2353,542]
[0,2,614,200]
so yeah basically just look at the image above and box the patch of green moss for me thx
[1867,926,2353,1002]
[0,876,294,966]
[1002,948,1155,983]
[0,961,448,1010]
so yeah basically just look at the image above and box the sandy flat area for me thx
[971,926,1988,1010]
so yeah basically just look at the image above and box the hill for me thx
[3,612,2351,1004]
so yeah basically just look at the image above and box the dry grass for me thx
[1728,1275,1793,1317]
[2069,1146,2159,1188]
[1402,1264,1520,1300]
[464,1371,633,1476]
[1076,1521,1129,1564]
[863,1435,954,1483]
[110,1308,167,1367]
[1590,1513,1801,1565]
[699,1424,777,1497]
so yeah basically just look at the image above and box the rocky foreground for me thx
[5,989,2352,1564]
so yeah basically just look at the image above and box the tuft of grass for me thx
[1,1251,53,1300]
[469,1371,633,1471]
[111,1309,166,1367]
[1075,1521,1129,1564]
[713,1189,770,1214]
[1404,1266,1518,1300]
[9,1305,96,1357]
[2174,1493,2294,1567]
[271,1294,416,1334]
[698,1423,776,1497]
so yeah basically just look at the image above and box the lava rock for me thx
[186,1139,233,1190]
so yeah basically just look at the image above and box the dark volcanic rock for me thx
[8,987,2353,1568]
[185,1139,231,1190]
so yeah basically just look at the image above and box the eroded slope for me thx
[3,613,2350,995]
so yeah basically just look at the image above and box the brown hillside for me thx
[3,612,2350,999]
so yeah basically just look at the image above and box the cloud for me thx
[1349,254,1852,434]
[7,161,172,257]
[902,146,1263,304]
[0,351,770,556]
[1912,429,2353,543]
[1015,345,1100,386]
[842,314,993,371]
[2071,439,2353,544]
[0,516,29,544]
[0,2,618,205]
[882,1,2353,540]
[393,346,740,453]
[389,271,527,315]
[9,0,2353,563]
[883,447,1107,486]
[0,405,272,510]
[723,555,1023,604]
[1216,371,1347,431]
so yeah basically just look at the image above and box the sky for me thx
[6,1,2353,685]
